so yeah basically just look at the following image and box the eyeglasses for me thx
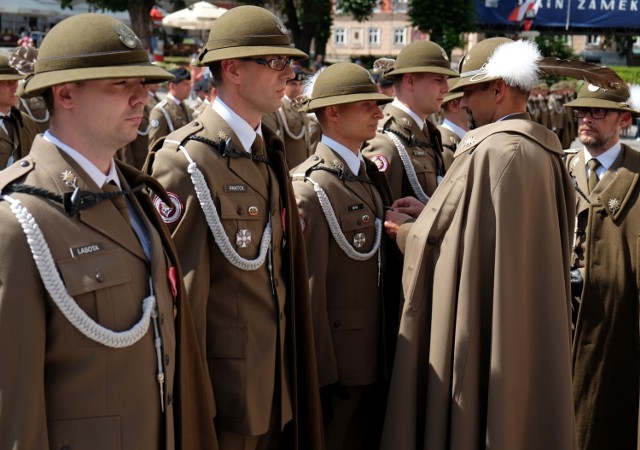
[573,108,610,119]
[242,57,294,71]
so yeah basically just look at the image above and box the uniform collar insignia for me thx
[462,136,477,148]
[61,170,77,188]
[608,198,621,214]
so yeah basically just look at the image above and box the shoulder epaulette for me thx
[153,99,168,110]
[291,155,323,181]
[0,157,34,193]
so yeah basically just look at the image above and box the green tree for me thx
[59,0,186,50]
[408,0,476,56]
[534,35,574,59]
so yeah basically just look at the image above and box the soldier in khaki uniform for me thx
[564,83,640,450]
[362,40,458,203]
[0,52,38,169]
[437,77,468,154]
[147,6,322,450]
[116,84,159,169]
[148,67,193,150]
[0,14,216,450]
[264,67,320,169]
[382,38,576,450]
[291,63,393,450]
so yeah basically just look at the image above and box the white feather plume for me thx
[485,39,542,91]
[303,67,324,99]
[629,84,640,112]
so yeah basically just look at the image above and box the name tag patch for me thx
[413,150,426,156]
[224,184,248,193]
[70,243,104,258]
[347,203,364,212]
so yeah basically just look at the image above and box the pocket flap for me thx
[219,193,264,220]
[58,248,131,296]
[328,308,364,331]
[48,415,121,450]
[339,208,375,232]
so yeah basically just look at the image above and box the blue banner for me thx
[476,0,640,29]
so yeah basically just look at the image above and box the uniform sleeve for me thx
[0,205,49,449]
[148,108,170,153]
[293,180,339,387]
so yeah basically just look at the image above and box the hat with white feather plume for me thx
[453,38,541,92]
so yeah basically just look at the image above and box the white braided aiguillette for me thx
[4,194,155,348]
[179,146,271,271]
[384,130,430,203]
[308,178,381,261]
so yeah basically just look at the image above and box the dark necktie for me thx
[252,135,270,186]
[587,158,601,194]
[103,181,131,226]
[179,102,189,121]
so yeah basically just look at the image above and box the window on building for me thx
[368,27,380,47]
[334,28,347,46]
[393,27,406,47]
[393,0,409,12]
[586,35,601,46]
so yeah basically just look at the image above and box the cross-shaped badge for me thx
[236,229,252,248]
[353,232,366,248]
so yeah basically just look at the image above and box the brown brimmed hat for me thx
[442,77,462,104]
[21,14,173,98]
[298,63,392,113]
[0,52,23,81]
[383,41,457,79]
[565,82,639,117]
[197,6,308,66]
[452,37,543,94]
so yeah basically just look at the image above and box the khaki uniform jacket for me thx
[264,98,320,170]
[0,136,216,450]
[291,144,386,387]
[566,145,640,450]
[117,102,153,170]
[148,107,323,448]
[0,106,38,169]
[383,114,577,450]
[362,103,450,201]
[437,124,461,154]
[19,96,50,133]
[148,99,193,151]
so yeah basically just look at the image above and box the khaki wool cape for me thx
[382,115,577,450]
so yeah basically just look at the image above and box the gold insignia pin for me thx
[216,131,229,141]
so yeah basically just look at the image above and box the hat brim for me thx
[443,91,463,104]
[384,66,458,79]
[450,73,501,92]
[198,45,308,66]
[299,92,392,113]
[565,97,640,117]
[0,74,24,81]
[22,63,174,98]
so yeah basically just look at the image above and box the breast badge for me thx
[353,232,366,248]
[608,198,621,214]
[236,229,252,248]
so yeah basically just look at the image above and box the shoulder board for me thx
[291,155,323,181]
[0,157,34,193]
[154,121,206,153]
[154,99,169,110]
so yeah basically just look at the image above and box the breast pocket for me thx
[219,193,268,258]
[339,207,377,253]
[48,416,121,450]
[57,248,132,347]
